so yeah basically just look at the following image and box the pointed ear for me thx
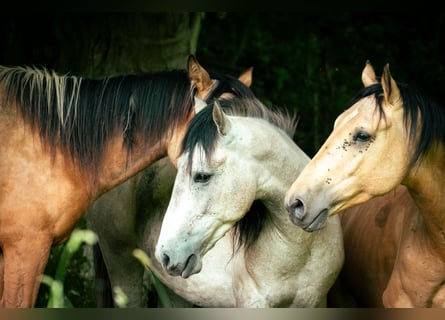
[212,100,231,136]
[188,55,214,97]
[361,60,378,87]
[194,96,207,114]
[381,63,402,109]
[238,67,253,87]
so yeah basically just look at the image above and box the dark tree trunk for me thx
[0,13,203,76]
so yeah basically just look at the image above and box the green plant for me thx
[40,229,98,308]
[133,249,172,308]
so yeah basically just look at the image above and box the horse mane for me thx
[350,81,445,169]
[0,65,195,183]
[0,66,253,185]
[181,96,299,254]
[182,97,298,172]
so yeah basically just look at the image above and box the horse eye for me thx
[194,172,212,183]
[353,131,371,142]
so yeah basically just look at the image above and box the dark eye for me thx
[193,172,212,183]
[353,131,371,142]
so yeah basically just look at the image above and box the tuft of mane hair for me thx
[0,66,195,184]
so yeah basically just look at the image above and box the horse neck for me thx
[96,111,194,194]
[403,143,445,245]
[239,131,319,278]
[255,129,311,237]
[95,133,169,196]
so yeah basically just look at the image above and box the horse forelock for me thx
[182,96,298,175]
[207,72,256,102]
[350,82,445,168]
[0,66,194,183]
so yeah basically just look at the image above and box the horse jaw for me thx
[155,207,236,278]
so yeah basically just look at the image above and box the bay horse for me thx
[285,61,445,307]
[0,55,254,308]
[87,67,254,307]
[154,99,344,307]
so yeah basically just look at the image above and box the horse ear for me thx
[212,101,231,136]
[361,60,378,87]
[188,55,214,97]
[238,67,253,87]
[381,64,402,109]
[194,96,207,114]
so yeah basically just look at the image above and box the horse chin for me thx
[306,208,329,232]
[181,254,202,279]
[292,209,328,233]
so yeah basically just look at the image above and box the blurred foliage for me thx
[1,12,445,307]
[0,13,201,76]
[197,12,445,156]
[40,229,98,308]
[35,222,97,308]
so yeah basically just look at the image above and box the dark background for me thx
[1,11,444,307]
[2,12,444,157]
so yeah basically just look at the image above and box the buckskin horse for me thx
[285,61,445,307]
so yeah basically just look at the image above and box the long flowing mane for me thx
[0,66,194,177]
[350,82,445,168]
[0,66,254,184]
[181,97,299,253]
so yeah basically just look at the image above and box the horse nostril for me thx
[162,253,170,269]
[288,199,305,220]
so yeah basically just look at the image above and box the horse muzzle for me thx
[158,250,202,278]
[286,198,329,232]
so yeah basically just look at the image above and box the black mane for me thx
[0,66,253,184]
[182,97,297,172]
[350,81,445,168]
[0,66,193,180]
